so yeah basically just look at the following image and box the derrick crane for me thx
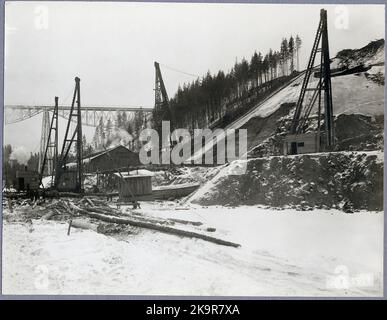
[54,77,84,193]
[153,61,175,151]
[154,61,170,111]
[38,96,59,187]
[153,61,172,132]
[288,9,334,153]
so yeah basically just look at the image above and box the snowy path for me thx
[2,205,383,296]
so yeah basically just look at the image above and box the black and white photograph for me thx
[1,1,385,298]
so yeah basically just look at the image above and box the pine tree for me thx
[27,152,39,171]
[3,144,12,162]
[116,112,123,129]
[268,49,274,80]
[257,52,263,85]
[274,51,280,78]
[134,109,145,137]
[280,38,289,76]
[295,35,302,71]
[93,125,100,150]
[82,134,87,154]
[127,121,133,136]
[122,111,128,129]
[106,118,114,143]
[263,54,269,83]
[240,58,249,93]
[288,35,295,73]
[250,51,260,88]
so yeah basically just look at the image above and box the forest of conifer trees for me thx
[91,109,147,153]
[153,35,302,131]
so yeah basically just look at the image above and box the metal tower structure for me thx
[290,8,334,150]
[38,109,51,175]
[154,61,170,112]
[55,77,83,193]
[154,61,173,148]
[39,96,59,187]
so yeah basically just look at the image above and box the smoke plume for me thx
[106,128,134,148]
[10,146,29,165]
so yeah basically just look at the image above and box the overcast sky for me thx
[3,1,385,151]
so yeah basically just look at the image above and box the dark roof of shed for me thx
[84,145,137,161]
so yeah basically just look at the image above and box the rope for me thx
[61,86,74,105]
[159,63,200,78]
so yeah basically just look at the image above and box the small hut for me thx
[284,132,319,155]
[15,168,39,191]
[116,170,154,201]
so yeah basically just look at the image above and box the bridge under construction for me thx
[4,104,153,127]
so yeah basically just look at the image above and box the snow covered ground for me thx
[2,203,383,296]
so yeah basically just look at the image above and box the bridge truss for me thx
[4,104,153,127]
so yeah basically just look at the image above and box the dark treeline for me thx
[154,35,302,131]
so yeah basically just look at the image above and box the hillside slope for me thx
[189,151,383,211]
[243,39,384,156]
[188,39,384,163]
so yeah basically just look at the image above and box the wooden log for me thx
[53,208,62,216]
[77,209,240,248]
[71,219,99,232]
[84,198,111,206]
[84,197,95,207]
[85,206,120,215]
[68,202,83,213]
[60,200,73,213]
[59,192,82,198]
[41,212,56,220]
[169,218,203,226]
[77,198,87,205]
[124,213,174,225]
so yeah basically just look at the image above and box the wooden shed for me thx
[284,132,319,155]
[15,169,39,191]
[117,170,153,201]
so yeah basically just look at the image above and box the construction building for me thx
[66,145,141,173]
[84,145,140,173]
[15,168,39,191]
[117,170,154,201]
[283,133,319,155]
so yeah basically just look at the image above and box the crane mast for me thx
[289,9,334,153]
